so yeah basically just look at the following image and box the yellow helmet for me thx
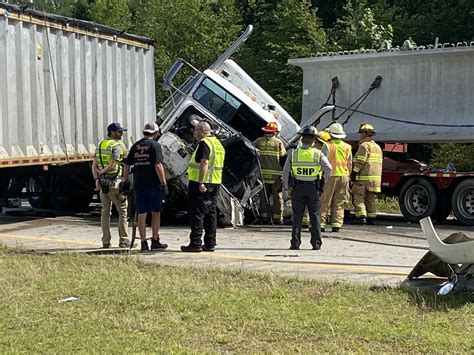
[358,123,375,134]
[316,130,331,144]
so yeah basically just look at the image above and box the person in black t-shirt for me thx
[123,122,169,252]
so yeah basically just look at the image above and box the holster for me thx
[319,178,325,193]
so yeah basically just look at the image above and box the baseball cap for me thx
[107,122,127,132]
[143,122,159,134]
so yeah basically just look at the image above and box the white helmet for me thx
[327,122,346,139]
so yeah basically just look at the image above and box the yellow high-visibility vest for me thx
[95,139,124,177]
[325,139,352,176]
[291,147,322,180]
[187,136,225,184]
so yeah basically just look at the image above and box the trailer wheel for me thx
[451,179,474,226]
[27,177,52,209]
[399,178,437,222]
[50,176,72,211]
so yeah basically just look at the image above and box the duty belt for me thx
[295,179,319,184]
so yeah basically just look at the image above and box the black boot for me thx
[352,217,366,225]
[366,218,376,225]
[181,244,202,252]
[151,238,168,250]
[290,228,301,250]
[140,240,149,252]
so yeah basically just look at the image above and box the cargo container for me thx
[0,4,155,211]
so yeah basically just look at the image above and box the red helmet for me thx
[262,122,279,133]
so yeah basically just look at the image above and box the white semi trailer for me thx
[0,4,155,211]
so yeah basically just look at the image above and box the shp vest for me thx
[291,147,322,181]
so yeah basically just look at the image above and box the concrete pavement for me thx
[1,212,472,287]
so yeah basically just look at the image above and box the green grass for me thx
[0,247,473,353]
[376,195,401,213]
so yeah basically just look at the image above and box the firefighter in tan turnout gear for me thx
[351,123,383,225]
[320,122,352,232]
[253,122,286,224]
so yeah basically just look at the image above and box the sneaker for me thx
[181,245,202,252]
[102,243,111,249]
[140,240,149,252]
[331,227,340,232]
[366,219,376,225]
[151,238,168,250]
[119,240,131,248]
[202,245,215,252]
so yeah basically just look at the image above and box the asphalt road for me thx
[1,209,472,287]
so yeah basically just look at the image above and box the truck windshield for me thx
[192,78,267,141]
[193,78,241,123]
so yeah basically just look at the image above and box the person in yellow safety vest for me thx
[92,122,130,248]
[351,123,383,225]
[283,131,329,226]
[283,126,332,250]
[320,122,352,232]
[181,121,225,252]
[253,122,286,224]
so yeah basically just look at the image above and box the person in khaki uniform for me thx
[253,122,286,224]
[92,122,130,248]
[351,123,383,225]
[320,122,352,232]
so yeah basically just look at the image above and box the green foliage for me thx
[129,0,241,105]
[237,0,327,121]
[391,0,474,45]
[430,143,474,172]
[88,0,131,31]
[331,0,393,50]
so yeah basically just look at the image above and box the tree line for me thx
[9,0,474,167]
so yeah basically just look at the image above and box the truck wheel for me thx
[432,191,452,222]
[451,179,474,226]
[50,176,72,211]
[27,177,52,209]
[399,178,437,223]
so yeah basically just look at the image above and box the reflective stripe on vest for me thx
[291,147,321,180]
[326,139,351,176]
[95,139,124,177]
[187,136,225,184]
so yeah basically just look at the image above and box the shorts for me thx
[134,188,163,214]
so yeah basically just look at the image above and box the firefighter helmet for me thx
[316,130,331,144]
[262,122,279,133]
[327,122,346,139]
[358,123,376,134]
[298,126,318,137]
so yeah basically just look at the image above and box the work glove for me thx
[160,183,169,197]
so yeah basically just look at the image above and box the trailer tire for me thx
[27,177,52,209]
[399,178,437,223]
[451,179,474,226]
[50,176,72,211]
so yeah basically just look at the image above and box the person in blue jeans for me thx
[123,122,169,252]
